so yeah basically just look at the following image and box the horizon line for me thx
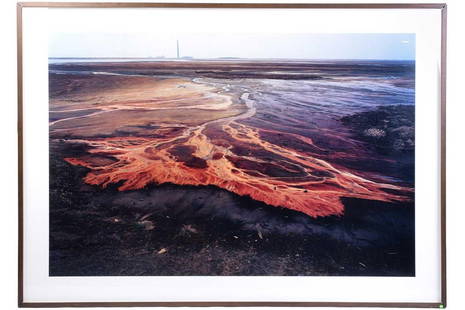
[48,56,415,61]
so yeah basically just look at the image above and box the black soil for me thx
[50,140,414,277]
[340,105,415,186]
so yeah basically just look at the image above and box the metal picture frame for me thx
[17,2,447,308]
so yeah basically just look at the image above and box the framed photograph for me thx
[18,2,447,307]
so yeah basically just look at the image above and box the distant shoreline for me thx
[48,57,415,63]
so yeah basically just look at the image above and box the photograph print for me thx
[48,31,416,277]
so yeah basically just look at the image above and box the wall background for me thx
[0,0,463,309]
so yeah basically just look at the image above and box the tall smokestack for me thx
[176,40,180,59]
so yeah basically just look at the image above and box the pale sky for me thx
[49,33,415,60]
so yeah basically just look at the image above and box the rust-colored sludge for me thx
[50,73,411,218]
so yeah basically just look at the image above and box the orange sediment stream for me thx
[51,74,411,218]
